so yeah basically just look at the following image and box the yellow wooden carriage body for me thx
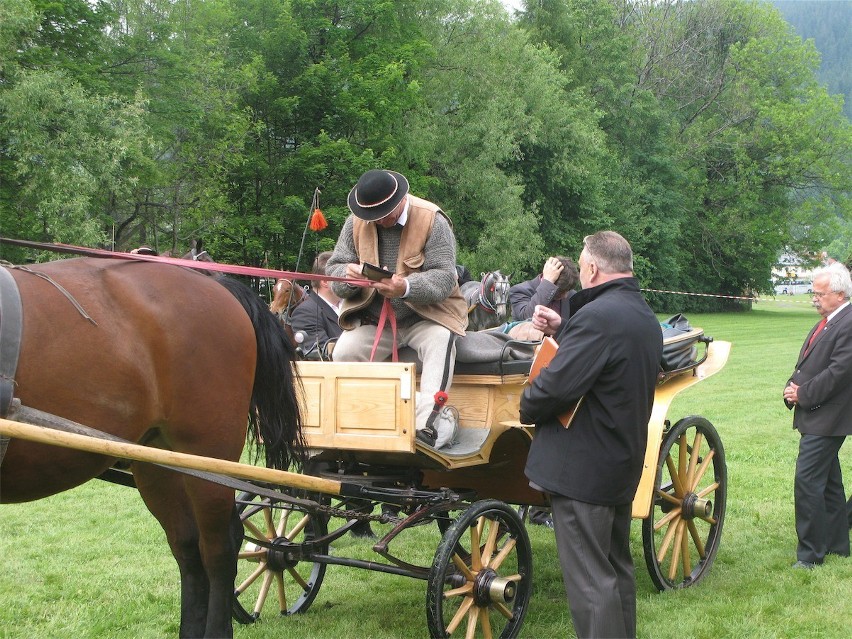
[297,328,731,519]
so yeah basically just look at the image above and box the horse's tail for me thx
[218,277,307,472]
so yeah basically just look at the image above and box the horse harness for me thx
[467,271,509,315]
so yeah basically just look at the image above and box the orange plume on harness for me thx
[309,208,328,232]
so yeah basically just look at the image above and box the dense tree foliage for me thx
[773,0,851,121]
[0,0,849,310]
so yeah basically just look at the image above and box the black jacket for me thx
[289,290,342,358]
[508,275,574,323]
[521,277,662,505]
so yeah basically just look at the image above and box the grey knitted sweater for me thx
[327,213,458,325]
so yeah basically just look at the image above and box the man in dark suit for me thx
[783,263,852,568]
[290,251,342,360]
[520,231,662,639]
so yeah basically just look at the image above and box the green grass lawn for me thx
[1,295,850,638]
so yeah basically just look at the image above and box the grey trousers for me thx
[794,433,849,563]
[332,319,455,431]
[551,495,635,639]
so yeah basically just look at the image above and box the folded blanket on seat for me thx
[455,328,538,363]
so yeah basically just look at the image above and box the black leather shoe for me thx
[528,508,554,529]
[416,427,437,447]
[529,514,554,529]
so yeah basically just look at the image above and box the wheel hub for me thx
[681,493,712,520]
[264,536,300,572]
[473,567,517,607]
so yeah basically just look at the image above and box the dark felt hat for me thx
[347,169,409,221]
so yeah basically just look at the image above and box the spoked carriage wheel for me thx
[232,490,328,623]
[642,416,726,590]
[427,500,532,638]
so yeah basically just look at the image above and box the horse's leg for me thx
[182,478,242,638]
[136,467,242,638]
[133,464,217,639]
[128,391,243,635]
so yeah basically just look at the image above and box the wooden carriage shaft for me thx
[0,418,342,496]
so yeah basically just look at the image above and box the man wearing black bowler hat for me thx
[327,169,468,446]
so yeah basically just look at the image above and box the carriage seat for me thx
[454,358,533,376]
[386,329,537,377]
[453,317,706,377]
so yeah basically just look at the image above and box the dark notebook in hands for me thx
[361,262,394,281]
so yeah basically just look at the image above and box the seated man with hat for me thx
[326,169,468,446]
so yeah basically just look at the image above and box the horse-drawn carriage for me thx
[228,326,729,636]
[0,252,730,638]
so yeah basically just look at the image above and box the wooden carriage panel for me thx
[447,384,491,427]
[421,428,547,505]
[450,375,526,430]
[297,361,416,453]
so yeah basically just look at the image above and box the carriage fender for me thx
[632,339,732,519]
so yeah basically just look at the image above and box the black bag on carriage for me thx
[660,313,699,372]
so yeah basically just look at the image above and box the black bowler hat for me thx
[347,169,409,221]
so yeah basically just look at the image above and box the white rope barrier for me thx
[641,288,815,305]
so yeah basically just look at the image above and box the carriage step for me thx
[418,428,491,458]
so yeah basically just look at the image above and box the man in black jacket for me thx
[290,251,342,360]
[520,231,662,639]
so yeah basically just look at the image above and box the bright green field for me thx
[1,295,850,639]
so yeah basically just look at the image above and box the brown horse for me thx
[269,277,306,326]
[0,257,305,638]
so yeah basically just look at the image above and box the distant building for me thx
[771,250,825,295]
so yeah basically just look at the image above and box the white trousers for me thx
[332,320,456,431]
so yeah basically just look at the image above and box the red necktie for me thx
[806,318,827,353]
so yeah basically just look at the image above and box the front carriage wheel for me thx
[232,490,328,623]
[427,500,532,638]
[642,416,726,590]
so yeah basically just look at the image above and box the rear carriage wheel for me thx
[642,416,726,590]
[232,491,328,623]
[427,500,532,638]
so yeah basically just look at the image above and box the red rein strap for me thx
[370,297,399,362]
[0,237,373,287]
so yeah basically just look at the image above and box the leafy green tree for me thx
[520,0,850,309]
[1,70,148,246]
[518,0,690,290]
[0,0,146,256]
[645,0,851,302]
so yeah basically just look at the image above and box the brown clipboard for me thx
[528,336,583,428]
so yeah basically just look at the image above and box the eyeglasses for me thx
[812,291,834,298]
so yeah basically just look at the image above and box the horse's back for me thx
[2,258,256,501]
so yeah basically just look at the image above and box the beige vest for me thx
[339,195,467,335]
